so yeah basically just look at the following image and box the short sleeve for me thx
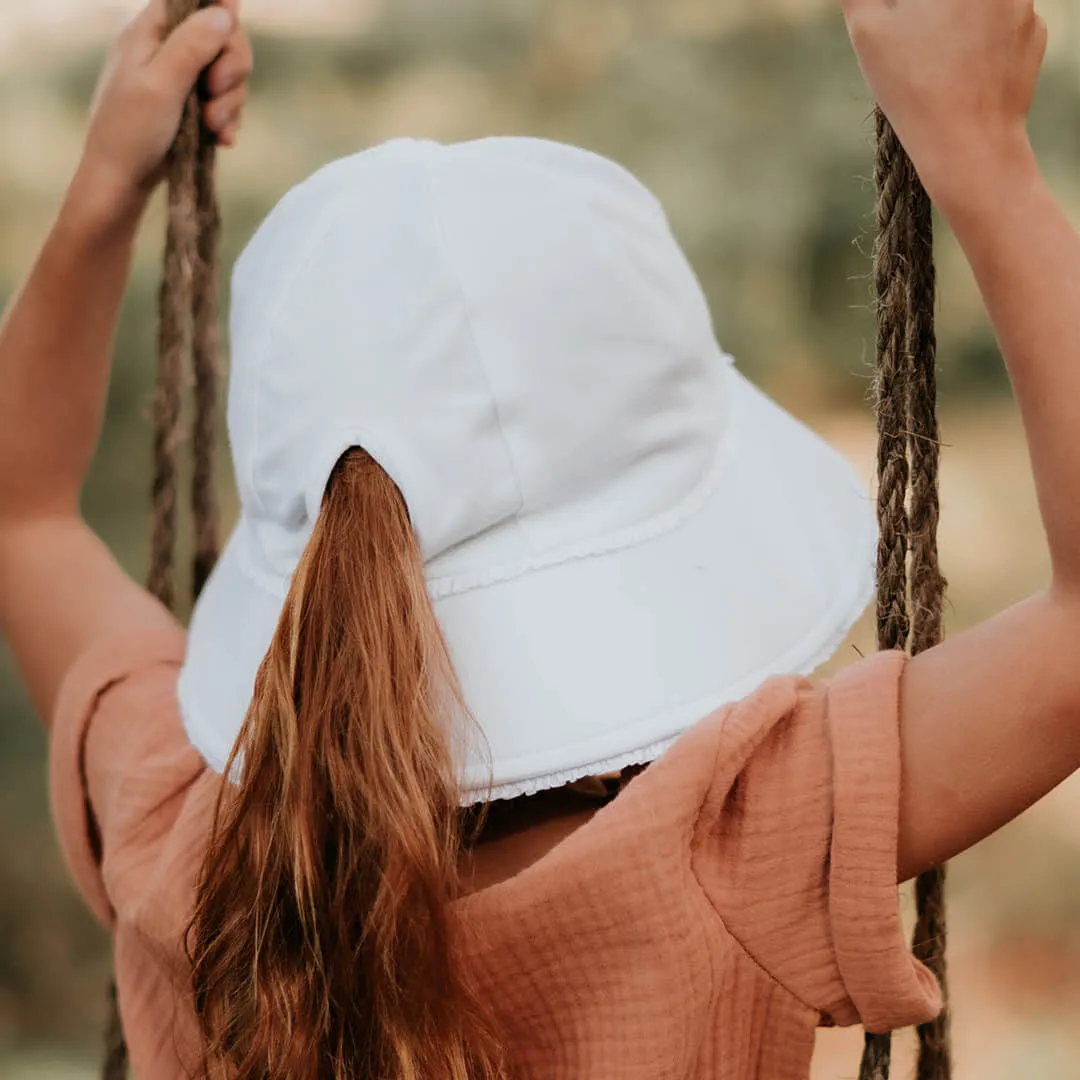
[48,625,204,927]
[691,652,943,1035]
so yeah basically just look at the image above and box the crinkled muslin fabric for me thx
[51,629,941,1080]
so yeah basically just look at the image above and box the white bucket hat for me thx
[178,136,875,802]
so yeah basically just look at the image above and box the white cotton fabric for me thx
[178,136,875,802]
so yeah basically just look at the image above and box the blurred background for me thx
[1,0,1079,1077]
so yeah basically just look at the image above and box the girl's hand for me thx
[74,0,253,224]
[840,0,1047,206]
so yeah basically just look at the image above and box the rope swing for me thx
[98,12,952,1076]
[860,111,950,1080]
[102,0,224,1075]
[149,0,223,612]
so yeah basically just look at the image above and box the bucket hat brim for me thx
[179,369,875,802]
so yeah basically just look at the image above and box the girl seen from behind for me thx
[0,1,1075,1078]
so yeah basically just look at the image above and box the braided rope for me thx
[871,109,912,658]
[905,164,951,1080]
[859,108,950,1080]
[100,980,128,1080]
[191,117,223,597]
[146,82,198,610]
[103,1,222,1075]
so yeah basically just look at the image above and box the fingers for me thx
[114,0,168,60]
[128,0,167,32]
[153,4,236,98]
[217,122,240,148]
[203,16,253,146]
[204,83,247,139]
[204,29,254,97]
[119,0,252,149]
[1030,10,1049,63]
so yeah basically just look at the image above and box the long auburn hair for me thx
[188,449,506,1080]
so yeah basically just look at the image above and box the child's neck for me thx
[459,784,611,894]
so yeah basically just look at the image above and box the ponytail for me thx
[188,449,505,1080]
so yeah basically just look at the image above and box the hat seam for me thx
[182,536,871,797]
[460,510,876,803]
[230,370,738,603]
[247,192,359,521]
[182,500,873,795]
[428,361,739,598]
[415,145,528,532]
[228,364,871,614]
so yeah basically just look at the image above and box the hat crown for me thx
[226,138,730,585]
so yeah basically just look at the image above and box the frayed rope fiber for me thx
[858,108,951,1080]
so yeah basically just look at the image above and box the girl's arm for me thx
[839,0,1080,880]
[0,0,251,724]
[897,159,1080,879]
